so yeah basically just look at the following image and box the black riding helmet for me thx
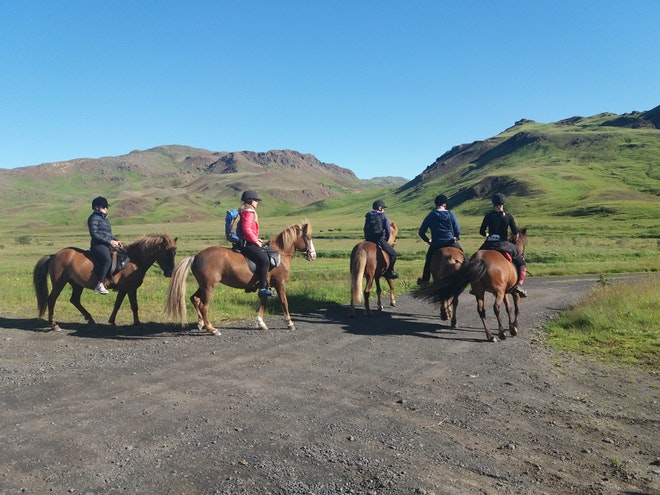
[492,193,506,206]
[372,199,387,210]
[92,196,109,209]
[241,190,261,203]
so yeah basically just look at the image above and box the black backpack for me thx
[364,212,384,242]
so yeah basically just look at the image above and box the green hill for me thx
[0,106,658,239]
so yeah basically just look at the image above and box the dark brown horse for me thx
[413,228,527,342]
[33,233,178,332]
[429,246,466,328]
[165,223,316,335]
[349,222,398,317]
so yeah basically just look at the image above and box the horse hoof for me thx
[197,321,205,331]
[391,302,396,307]
[52,325,62,332]
[208,328,221,336]
[287,323,296,331]
[510,327,518,337]
[88,318,97,325]
[488,336,498,343]
[499,332,507,340]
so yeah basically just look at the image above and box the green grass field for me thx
[1,212,658,371]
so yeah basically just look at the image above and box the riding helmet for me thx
[92,196,109,209]
[492,193,506,206]
[434,194,448,206]
[372,199,387,210]
[241,190,261,203]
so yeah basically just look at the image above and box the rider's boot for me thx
[513,265,527,297]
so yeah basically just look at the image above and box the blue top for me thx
[418,209,460,244]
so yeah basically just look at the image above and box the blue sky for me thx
[1,1,658,179]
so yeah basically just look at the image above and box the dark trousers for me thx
[421,240,462,281]
[90,244,112,281]
[377,239,397,271]
[242,242,270,290]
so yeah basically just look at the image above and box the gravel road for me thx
[1,274,658,495]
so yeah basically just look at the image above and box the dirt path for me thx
[1,275,658,495]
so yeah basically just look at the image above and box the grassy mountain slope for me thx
[374,107,660,236]
[0,107,658,239]
[0,146,405,229]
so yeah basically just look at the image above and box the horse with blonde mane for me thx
[166,222,316,335]
[348,221,398,317]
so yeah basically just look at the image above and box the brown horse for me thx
[33,233,178,332]
[349,222,398,317]
[413,228,527,342]
[165,223,316,335]
[429,246,466,328]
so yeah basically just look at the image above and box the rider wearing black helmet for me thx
[88,196,123,295]
[238,190,273,297]
[364,199,398,279]
[478,193,527,297]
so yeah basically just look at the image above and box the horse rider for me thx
[478,193,527,297]
[238,190,273,297]
[417,194,463,285]
[364,199,398,279]
[88,196,123,295]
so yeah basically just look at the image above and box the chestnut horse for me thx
[349,222,398,317]
[165,222,316,335]
[413,228,527,342]
[429,246,466,328]
[33,233,178,332]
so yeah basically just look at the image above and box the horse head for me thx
[128,234,177,277]
[153,234,178,277]
[388,221,398,246]
[298,222,317,261]
[514,227,527,256]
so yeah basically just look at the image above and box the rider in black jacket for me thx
[88,196,123,295]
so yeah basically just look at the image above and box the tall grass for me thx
[546,277,659,369]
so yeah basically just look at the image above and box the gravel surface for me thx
[1,274,658,495]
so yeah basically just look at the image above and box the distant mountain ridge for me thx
[0,105,657,229]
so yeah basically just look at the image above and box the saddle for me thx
[110,249,130,275]
[231,244,281,272]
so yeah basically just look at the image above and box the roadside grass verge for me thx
[545,276,659,370]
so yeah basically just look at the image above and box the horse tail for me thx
[350,245,366,305]
[33,255,52,318]
[412,257,488,303]
[165,255,194,326]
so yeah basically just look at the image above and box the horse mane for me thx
[271,222,311,252]
[126,233,175,258]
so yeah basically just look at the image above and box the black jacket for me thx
[88,211,116,247]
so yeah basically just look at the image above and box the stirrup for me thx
[258,288,273,297]
[513,284,527,297]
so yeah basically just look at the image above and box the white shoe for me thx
[95,283,109,295]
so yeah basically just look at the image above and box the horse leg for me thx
[451,296,458,329]
[109,290,140,328]
[387,278,396,307]
[46,279,68,332]
[476,295,495,342]
[375,278,384,311]
[509,293,520,337]
[273,282,294,330]
[191,287,220,335]
[199,287,220,336]
[492,292,508,340]
[256,294,269,331]
[364,276,374,316]
[108,291,127,327]
[68,283,96,326]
